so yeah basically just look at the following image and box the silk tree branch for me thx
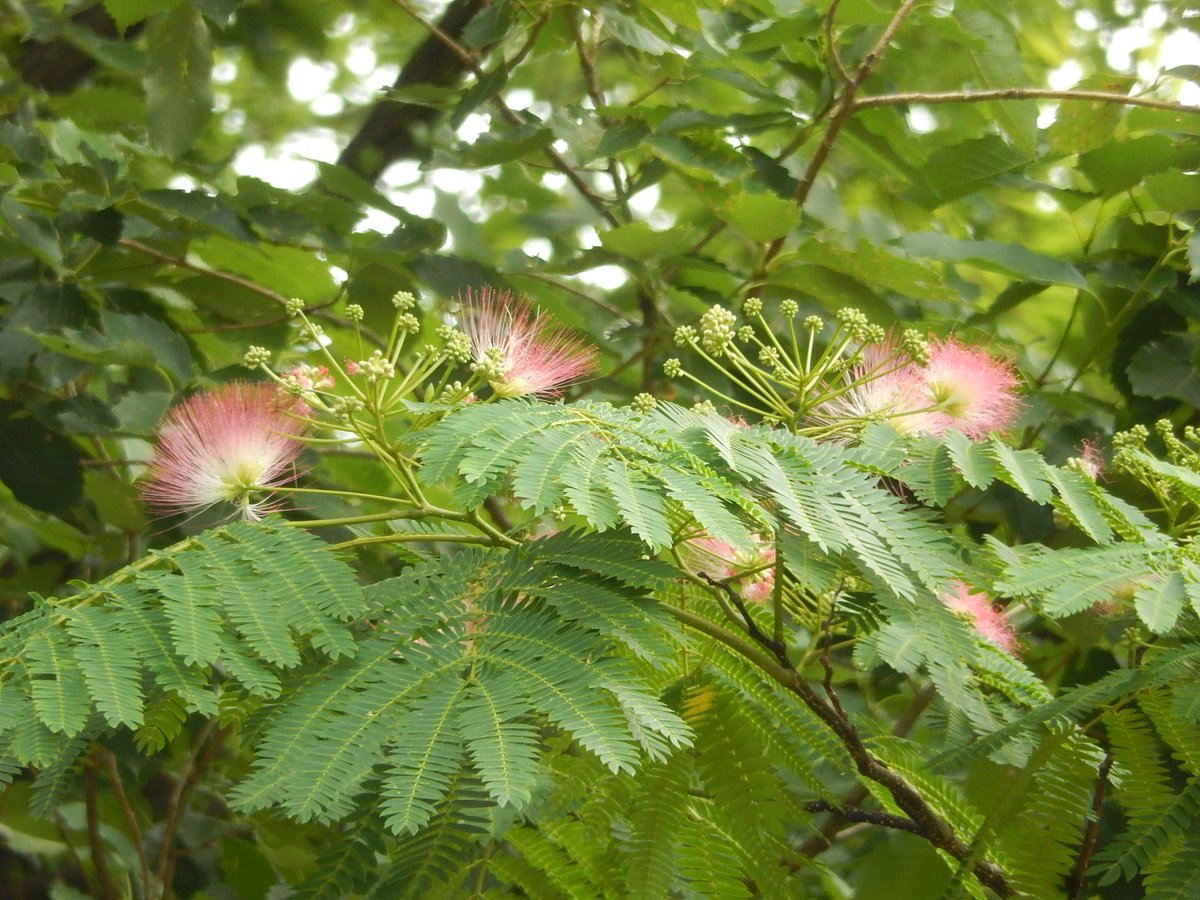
[854,87,1199,114]
[790,0,920,213]
[662,601,1015,897]
[389,0,622,227]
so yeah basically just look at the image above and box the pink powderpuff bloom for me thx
[1069,440,1104,480]
[905,338,1021,439]
[941,580,1018,654]
[141,381,305,521]
[457,287,597,398]
[822,341,927,430]
[823,337,1021,440]
[684,535,776,603]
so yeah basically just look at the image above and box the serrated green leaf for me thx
[900,232,1088,289]
[104,0,181,31]
[144,3,213,159]
[716,191,800,242]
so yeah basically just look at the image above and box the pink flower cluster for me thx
[684,535,776,603]
[940,580,1018,654]
[458,287,597,398]
[141,381,305,521]
[280,363,334,415]
[835,337,1021,439]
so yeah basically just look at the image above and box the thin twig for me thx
[823,0,853,86]
[854,87,1200,114]
[791,0,920,211]
[104,751,152,898]
[390,0,622,226]
[804,800,925,836]
[663,602,1014,897]
[84,750,117,900]
[156,720,230,893]
[1067,753,1114,900]
[797,681,935,858]
[116,239,383,347]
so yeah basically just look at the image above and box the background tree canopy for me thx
[1,0,1199,898]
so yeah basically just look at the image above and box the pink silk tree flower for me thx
[684,535,776,603]
[458,287,597,398]
[906,338,1021,439]
[941,580,1018,654]
[141,381,305,521]
[824,341,927,430]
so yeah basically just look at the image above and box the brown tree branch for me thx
[663,602,1014,897]
[1067,752,1115,900]
[803,800,925,836]
[155,720,231,893]
[103,751,152,898]
[339,0,487,180]
[790,0,920,212]
[389,0,622,227]
[84,749,117,900]
[854,87,1200,114]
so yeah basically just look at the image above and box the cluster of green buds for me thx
[664,299,924,435]
[241,293,482,434]
[1112,420,1200,538]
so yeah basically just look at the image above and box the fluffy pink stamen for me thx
[911,338,1021,439]
[458,287,597,397]
[941,580,1018,654]
[141,381,305,521]
[684,535,776,604]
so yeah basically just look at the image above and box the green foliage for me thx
[4,0,1200,895]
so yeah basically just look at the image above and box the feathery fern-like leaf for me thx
[65,606,144,728]
[458,672,542,810]
[382,678,469,835]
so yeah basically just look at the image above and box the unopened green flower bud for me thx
[674,325,698,347]
[758,346,780,367]
[436,324,471,363]
[700,305,737,356]
[332,396,364,419]
[243,345,272,368]
[397,312,420,334]
[780,299,798,318]
[631,392,656,413]
[345,303,365,322]
[743,297,763,317]
[736,325,754,344]
[438,381,474,404]
[864,324,886,344]
[664,358,683,378]
[392,290,416,310]
[356,349,396,383]
[692,400,717,416]
[285,297,306,317]
[835,307,870,339]
[803,315,823,333]
[473,346,508,382]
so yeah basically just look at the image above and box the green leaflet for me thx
[458,672,542,809]
[25,630,91,736]
[65,606,144,728]
[623,759,692,897]
[382,678,468,834]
